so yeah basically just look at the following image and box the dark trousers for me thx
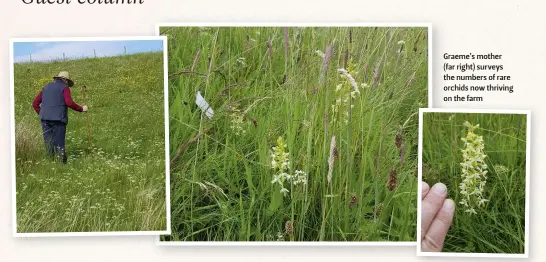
[41,120,67,163]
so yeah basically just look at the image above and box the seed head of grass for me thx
[372,60,381,86]
[348,193,358,208]
[319,40,335,85]
[395,130,403,149]
[327,136,336,186]
[406,71,416,88]
[374,203,384,217]
[285,220,294,236]
[387,168,398,191]
[266,39,272,57]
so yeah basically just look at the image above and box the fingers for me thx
[421,181,430,200]
[422,199,455,252]
[421,183,448,238]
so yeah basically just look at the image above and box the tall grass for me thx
[13,52,167,233]
[15,116,43,162]
[162,27,428,242]
[422,112,527,253]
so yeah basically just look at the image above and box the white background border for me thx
[416,108,531,258]
[156,22,432,246]
[9,36,172,238]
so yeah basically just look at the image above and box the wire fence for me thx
[15,46,160,64]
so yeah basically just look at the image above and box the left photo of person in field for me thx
[9,37,170,236]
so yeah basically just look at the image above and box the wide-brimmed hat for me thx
[53,71,74,87]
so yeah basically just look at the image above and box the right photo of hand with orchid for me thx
[419,110,529,256]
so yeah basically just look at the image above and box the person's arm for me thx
[32,91,43,114]
[62,88,84,112]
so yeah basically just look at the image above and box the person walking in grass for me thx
[32,71,88,164]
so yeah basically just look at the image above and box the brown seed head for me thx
[285,220,294,236]
[395,130,403,149]
[266,39,272,57]
[387,168,398,191]
[374,203,384,217]
[372,60,381,86]
[399,143,406,165]
[348,193,358,208]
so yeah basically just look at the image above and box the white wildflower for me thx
[350,90,359,98]
[236,57,247,66]
[315,50,325,58]
[271,137,290,172]
[270,137,306,197]
[292,170,308,185]
[459,121,489,215]
[276,232,284,241]
[337,68,359,93]
[229,107,246,136]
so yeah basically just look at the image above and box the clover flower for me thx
[459,121,489,215]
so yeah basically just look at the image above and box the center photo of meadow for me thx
[160,26,429,242]
[11,38,169,235]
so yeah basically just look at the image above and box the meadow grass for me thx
[422,112,527,253]
[13,52,167,233]
[162,27,428,242]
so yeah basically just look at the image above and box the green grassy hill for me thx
[13,52,167,233]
